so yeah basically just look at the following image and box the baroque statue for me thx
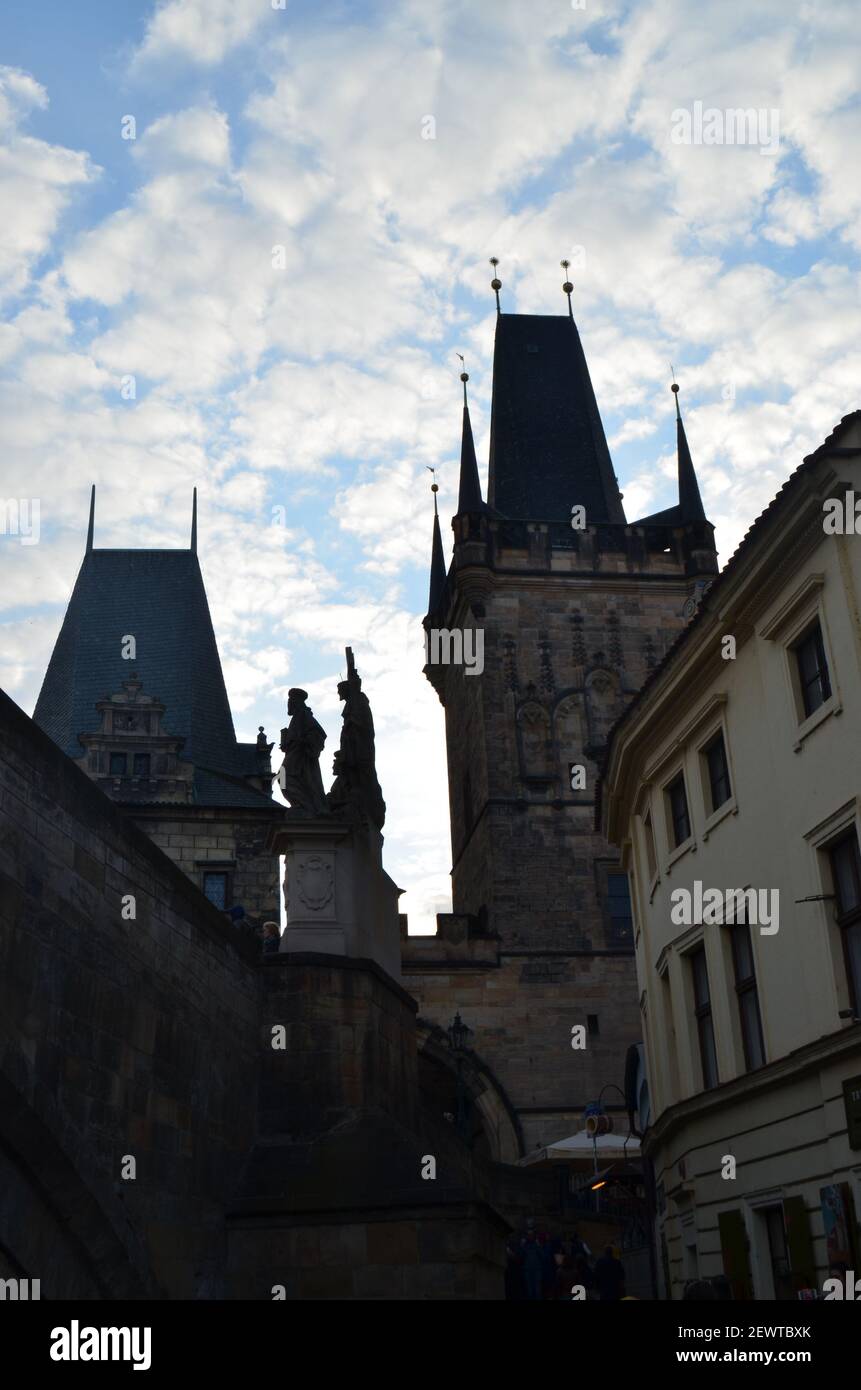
[278,688,327,815]
[327,647,386,830]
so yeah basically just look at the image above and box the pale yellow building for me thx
[601,410,861,1300]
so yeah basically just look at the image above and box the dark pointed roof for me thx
[34,547,273,809]
[487,312,626,524]
[676,402,706,522]
[427,494,447,615]
[635,388,709,527]
[457,404,485,514]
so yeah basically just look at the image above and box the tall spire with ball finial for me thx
[670,376,706,522]
[455,356,485,516]
[426,469,447,615]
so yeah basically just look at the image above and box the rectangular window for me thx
[729,918,765,1070]
[606,871,634,946]
[667,775,691,847]
[109,752,126,776]
[830,831,861,1012]
[133,753,151,778]
[691,948,718,1089]
[643,812,657,880]
[203,872,228,911]
[794,621,832,719]
[705,733,731,812]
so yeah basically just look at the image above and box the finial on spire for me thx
[191,487,197,553]
[561,259,574,318]
[670,367,681,421]
[456,352,469,406]
[427,466,439,515]
[86,484,95,553]
[489,256,502,315]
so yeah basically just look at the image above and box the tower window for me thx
[203,872,229,910]
[109,752,126,776]
[133,753,151,778]
[794,621,831,719]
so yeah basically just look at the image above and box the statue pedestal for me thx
[268,817,403,981]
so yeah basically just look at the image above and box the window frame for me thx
[728,915,766,1072]
[665,772,693,852]
[202,869,231,911]
[690,946,719,1091]
[829,830,861,1016]
[792,619,833,721]
[109,751,127,777]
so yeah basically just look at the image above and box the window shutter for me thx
[718,1208,753,1299]
[784,1196,816,1291]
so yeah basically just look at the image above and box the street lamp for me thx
[445,1012,472,1142]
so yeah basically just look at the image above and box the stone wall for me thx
[134,807,280,925]
[0,687,261,1298]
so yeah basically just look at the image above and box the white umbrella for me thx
[519,1128,641,1167]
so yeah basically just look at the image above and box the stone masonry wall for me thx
[134,808,281,926]
[0,688,261,1298]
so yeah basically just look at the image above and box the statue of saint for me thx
[327,648,386,830]
[278,688,327,815]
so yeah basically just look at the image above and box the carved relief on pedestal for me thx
[295,853,335,913]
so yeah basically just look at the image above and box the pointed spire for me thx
[489,257,502,315]
[561,259,574,318]
[85,485,95,552]
[190,487,197,553]
[427,473,446,615]
[671,381,706,522]
[455,361,484,515]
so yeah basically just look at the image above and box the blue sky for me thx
[1,0,860,929]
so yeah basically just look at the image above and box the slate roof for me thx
[34,548,275,810]
[487,313,627,524]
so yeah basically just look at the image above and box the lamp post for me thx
[446,1011,472,1143]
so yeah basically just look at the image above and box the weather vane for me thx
[561,259,574,317]
[489,257,502,315]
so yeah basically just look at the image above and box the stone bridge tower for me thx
[33,489,282,928]
[402,284,718,1157]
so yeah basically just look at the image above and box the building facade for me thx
[402,297,718,1157]
[601,411,861,1298]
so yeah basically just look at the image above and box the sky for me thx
[0,0,860,932]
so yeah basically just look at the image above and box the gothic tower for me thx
[402,283,718,1157]
[33,489,283,926]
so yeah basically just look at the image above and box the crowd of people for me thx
[505,1222,629,1301]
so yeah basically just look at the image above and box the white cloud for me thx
[133,0,276,68]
